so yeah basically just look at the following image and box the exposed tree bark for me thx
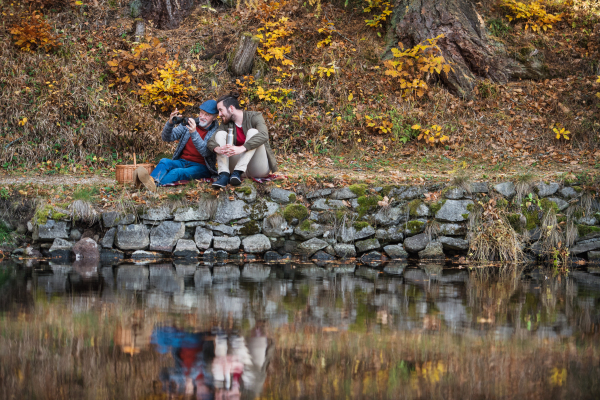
[385,0,508,98]
[229,33,259,77]
[140,0,195,30]
[134,19,146,42]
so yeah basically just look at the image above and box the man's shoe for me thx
[229,170,243,186]
[134,166,156,192]
[212,172,230,189]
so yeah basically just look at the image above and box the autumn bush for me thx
[106,38,169,89]
[139,60,197,112]
[9,13,62,52]
[499,0,563,32]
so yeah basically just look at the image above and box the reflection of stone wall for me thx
[25,180,600,262]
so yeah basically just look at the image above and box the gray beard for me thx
[198,120,210,128]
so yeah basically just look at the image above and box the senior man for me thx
[134,100,220,191]
[207,92,278,189]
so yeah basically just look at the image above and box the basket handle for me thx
[133,151,136,168]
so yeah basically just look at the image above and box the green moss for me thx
[557,215,567,224]
[34,205,68,225]
[461,213,469,220]
[240,220,260,235]
[235,186,252,195]
[353,221,370,230]
[380,185,396,197]
[507,213,523,234]
[406,220,425,234]
[283,203,308,222]
[429,200,445,215]
[539,198,559,214]
[572,209,584,219]
[577,224,600,237]
[521,206,541,231]
[407,199,423,218]
[497,198,509,209]
[288,193,297,203]
[466,203,475,212]
[357,195,383,217]
[349,184,368,197]
[573,186,583,193]
[299,219,312,231]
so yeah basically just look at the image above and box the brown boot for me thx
[134,166,156,192]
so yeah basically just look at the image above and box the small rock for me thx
[270,188,297,204]
[494,182,516,198]
[294,222,326,240]
[214,199,250,224]
[280,240,299,255]
[576,216,598,226]
[390,186,424,200]
[403,233,430,253]
[355,238,380,253]
[536,182,559,197]
[115,224,150,250]
[150,221,185,252]
[264,251,281,262]
[324,245,336,256]
[311,198,346,211]
[70,229,82,241]
[16,223,27,235]
[27,221,33,232]
[73,238,100,260]
[383,244,409,259]
[262,218,293,237]
[194,227,214,250]
[330,187,358,200]
[213,236,241,253]
[438,236,469,251]
[173,239,200,258]
[49,238,73,260]
[208,223,243,236]
[24,246,42,258]
[38,220,69,240]
[102,211,136,227]
[338,225,375,243]
[435,200,474,222]
[374,206,406,226]
[297,238,328,256]
[418,241,445,260]
[141,206,173,221]
[559,187,579,199]
[310,250,336,266]
[12,248,24,255]
[444,187,465,200]
[404,219,427,237]
[588,251,600,260]
[570,238,600,255]
[242,234,271,253]
[245,199,279,220]
[306,188,333,199]
[438,223,467,236]
[100,248,124,263]
[334,243,356,258]
[173,206,212,222]
[546,197,569,211]
[470,182,488,193]
[375,226,404,242]
[234,183,257,203]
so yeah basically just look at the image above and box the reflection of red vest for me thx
[181,127,208,164]
[180,346,202,376]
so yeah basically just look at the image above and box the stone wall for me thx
[18,179,600,264]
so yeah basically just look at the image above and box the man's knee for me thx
[158,158,171,165]
[246,128,259,139]
[215,130,227,145]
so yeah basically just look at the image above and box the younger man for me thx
[208,92,278,189]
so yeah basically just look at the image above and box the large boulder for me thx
[194,227,213,250]
[418,242,445,260]
[536,182,559,197]
[270,188,297,204]
[49,238,73,260]
[570,238,600,255]
[38,220,69,240]
[214,199,250,224]
[297,238,328,256]
[334,243,356,258]
[242,234,271,253]
[435,200,474,222]
[173,206,212,222]
[383,244,409,259]
[494,182,516,198]
[213,236,241,253]
[403,233,429,253]
[115,224,150,250]
[73,238,100,260]
[149,221,185,252]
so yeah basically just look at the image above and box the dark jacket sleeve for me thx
[207,121,227,152]
[162,121,187,142]
[243,113,269,151]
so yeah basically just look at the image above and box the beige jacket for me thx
[207,110,278,173]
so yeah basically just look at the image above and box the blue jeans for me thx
[150,158,211,186]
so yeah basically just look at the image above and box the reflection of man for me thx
[207,92,278,189]
[134,100,220,191]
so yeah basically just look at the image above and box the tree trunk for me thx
[141,0,195,30]
[385,0,508,98]
[229,33,259,77]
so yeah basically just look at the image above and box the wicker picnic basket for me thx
[115,153,155,184]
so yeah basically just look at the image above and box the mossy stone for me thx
[357,195,382,217]
[407,199,422,218]
[406,220,425,234]
[521,206,541,231]
[349,184,368,197]
[235,186,253,196]
[283,204,308,223]
[240,220,260,235]
[353,221,370,230]
[539,198,559,214]
[299,219,312,231]
[288,193,297,203]
[496,198,509,209]
[34,205,68,225]
[577,224,600,237]
[507,213,522,234]
[380,185,397,197]
[429,199,446,215]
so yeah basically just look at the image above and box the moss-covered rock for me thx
[496,198,509,209]
[288,193,297,203]
[235,186,252,196]
[240,220,260,235]
[34,205,69,225]
[283,203,308,222]
[577,224,600,237]
[353,221,370,230]
[299,219,312,231]
[507,213,523,234]
[429,199,446,215]
[357,195,383,217]
[521,206,541,231]
[539,198,559,214]
[406,220,425,235]
[380,185,397,197]
[407,199,422,218]
[349,183,368,197]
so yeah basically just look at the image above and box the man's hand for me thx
[214,145,229,155]
[187,118,196,133]
[169,109,181,124]
[214,145,245,157]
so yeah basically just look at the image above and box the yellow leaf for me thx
[348,93,353,101]
[411,124,421,130]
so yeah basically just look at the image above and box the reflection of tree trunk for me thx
[385,0,506,98]
[141,0,195,30]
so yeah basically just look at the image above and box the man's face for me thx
[198,110,216,128]
[217,102,233,123]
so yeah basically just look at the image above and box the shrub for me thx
[499,0,562,32]
[384,34,453,98]
[106,37,169,89]
[9,13,61,52]
[139,60,197,112]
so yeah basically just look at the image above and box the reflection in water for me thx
[1,259,599,399]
